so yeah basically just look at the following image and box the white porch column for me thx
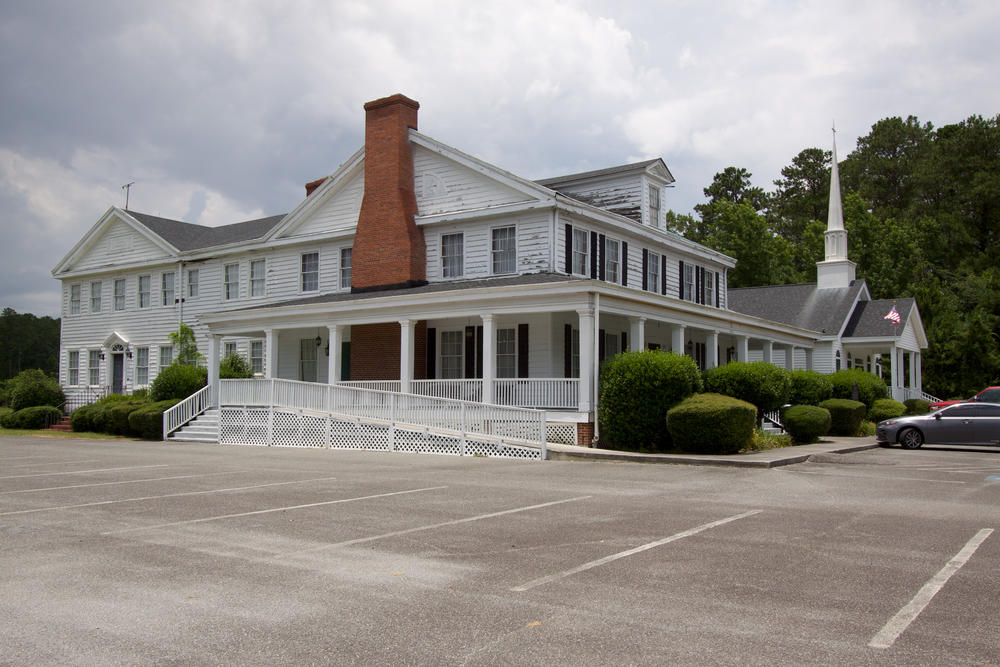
[481,313,495,404]
[804,347,814,371]
[577,308,595,413]
[327,325,342,384]
[915,351,922,393]
[762,340,773,364]
[890,344,900,399]
[785,346,795,370]
[736,335,749,363]
[264,328,276,379]
[399,319,414,394]
[706,330,719,369]
[629,317,646,352]
[908,350,916,397]
[671,324,685,355]
[207,334,220,406]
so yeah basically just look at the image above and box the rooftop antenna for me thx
[121,181,135,210]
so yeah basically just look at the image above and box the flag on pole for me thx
[884,305,901,325]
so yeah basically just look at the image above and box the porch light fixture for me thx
[126,346,133,359]
[315,335,322,348]
[324,342,329,356]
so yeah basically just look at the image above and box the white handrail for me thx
[162,384,214,440]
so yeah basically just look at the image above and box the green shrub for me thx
[702,361,792,422]
[0,406,15,428]
[70,403,98,432]
[106,400,149,436]
[857,420,876,437]
[781,405,831,444]
[149,363,207,402]
[903,398,930,415]
[788,370,834,406]
[219,353,253,379]
[665,393,757,454]
[128,399,182,440]
[5,405,63,429]
[828,368,887,409]
[0,379,10,406]
[598,350,702,452]
[7,369,65,410]
[131,387,148,400]
[819,398,867,436]
[868,398,907,423]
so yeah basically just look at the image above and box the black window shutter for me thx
[661,255,667,295]
[517,323,529,378]
[598,234,606,281]
[678,260,685,299]
[590,231,598,279]
[563,323,572,378]
[642,250,648,290]
[715,272,720,307]
[621,331,628,353]
[464,326,476,379]
[564,223,573,274]
[476,325,483,378]
[598,328,606,362]
[426,327,436,379]
[622,242,628,286]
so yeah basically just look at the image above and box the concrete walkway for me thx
[547,436,881,467]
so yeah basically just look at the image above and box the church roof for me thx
[727,280,867,335]
[842,298,916,338]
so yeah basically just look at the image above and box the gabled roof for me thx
[727,280,868,335]
[129,211,286,251]
[535,159,674,187]
[842,298,917,338]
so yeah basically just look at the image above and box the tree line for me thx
[0,308,59,380]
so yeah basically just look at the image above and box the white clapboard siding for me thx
[553,174,643,223]
[68,218,171,272]
[283,167,364,239]
[425,212,550,282]
[413,145,531,216]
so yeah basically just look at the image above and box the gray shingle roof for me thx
[727,281,867,334]
[128,211,286,252]
[842,298,914,338]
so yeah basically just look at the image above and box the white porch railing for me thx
[495,378,578,409]
[162,384,214,440]
[339,380,402,392]
[411,379,483,402]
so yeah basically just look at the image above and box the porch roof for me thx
[727,280,866,334]
[842,298,916,338]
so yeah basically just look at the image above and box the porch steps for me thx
[168,409,219,443]
[46,416,73,432]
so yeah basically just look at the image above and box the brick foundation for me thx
[576,422,594,447]
[349,321,427,381]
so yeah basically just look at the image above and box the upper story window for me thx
[138,275,151,308]
[69,284,81,314]
[646,251,661,293]
[90,281,102,313]
[572,228,589,276]
[649,184,660,227]
[703,270,714,306]
[114,279,126,311]
[224,263,239,300]
[442,233,464,278]
[161,272,175,306]
[301,252,319,292]
[68,350,79,385]
[250,259,266,297]
[683,263,695,301]
[187,269,199,298]
[605,238,621,284]
[491,226,516,274]
[340,248,352,289]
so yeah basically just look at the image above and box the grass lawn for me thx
[0,427,134,440]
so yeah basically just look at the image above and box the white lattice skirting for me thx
[545,423,577,445]
[219,407,543,461]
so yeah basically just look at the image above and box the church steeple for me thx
[817,123,856,289]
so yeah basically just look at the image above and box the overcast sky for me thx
[2,0,998,317]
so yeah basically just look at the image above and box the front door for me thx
[112,353,124,394]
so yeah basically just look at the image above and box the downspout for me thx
[593,291,600,444]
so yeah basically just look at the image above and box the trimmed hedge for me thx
[0,406,13,427]
[782,405,831,444]
[828,368,887,409]
[128,399,182,440]
[8,369,65,411]
[220,353,253,379]
[665,393,757,454]
[819,398,867,436]
[788,370,834,406]
[598,350,702,452]
[149,363,207,402]
[868,398,907,423]
[3,405,63,429]
[106,400,149,436]
[904,398,931,415]
[70,403,99,432]
[702,361,792,421]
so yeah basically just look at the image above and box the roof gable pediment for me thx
[52,207,178,276]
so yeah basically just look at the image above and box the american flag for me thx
[884,305,901,325]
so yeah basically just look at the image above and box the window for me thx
[224,342,237,358]
[340,247,352,289]
[159,345,173,368]
[647,251,660,293]
[440,331,464,379]
[68,351,79,385]
[90,281,102,313]
[250,259,266,297]
[703,271,714,306]
[187,269,199,298]
[441,233,464,278]
[224,263,239,300]
[606,239,621,284]
[649,184,660,226]
[69,284,81,314]
[161,272,175,306]
[138,275,150,308]
[114,279,126,311]
[492,226,516,274]
[88,350,101,385]
[572,228,589,276]
[250,341,264,375]
[301,253,319,292]
[603,332,621,361]
[299,338,317,382]
[684,264,695,301]
[496,328,516,378]
[136,347,149,385]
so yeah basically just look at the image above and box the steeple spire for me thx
[816,121,856,289]
[826,122,844,232]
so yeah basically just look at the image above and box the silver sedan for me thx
[876,402,1000,449]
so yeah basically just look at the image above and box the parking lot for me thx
[1,436,998,664]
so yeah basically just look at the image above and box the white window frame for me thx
[187,268,199,298]
[69,284,81,315]
[703,270,714,306]
[159,345,173,369]
[340,247,352,290]
[491,225,516,275]
[138,275,151,309]
[250,259,266,297]
[250,340,264,375]
[114,278,126,311]
[441,233,464,278]
[647,251,660,293]
[605,238,621,284]
[440,330,464,379]
[301,252,319,292]
[649,184,660,227]
[68,350,79,385]
[90,281,102,313]
[161,272,175,307]
[224,263,239,301]
[223,341,237,358]
[496,327,516,379]
[136,347,149,386]
[572,228,589,276]
[684,264,695,301]
[88,350,101,386]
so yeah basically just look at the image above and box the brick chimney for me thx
[351,94,427,292]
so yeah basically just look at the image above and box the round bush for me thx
[828,369,887,409]
[149,363,207,402]
[703,361,792,421]
[788,370,833,406]
[6,405,63,429]
[128,399,182,440]
[903,398,930,415]
[868,398,906,423]
[0,406,15,428]
[819,398,867,436]
[220,353,253,379]
[665,393,757,454]
[106,400,149,436]
[8,369,65,410]
[781,405,831,444]
[598,351,702,452]
[70,403,98,432]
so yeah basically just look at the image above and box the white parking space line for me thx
[781,470,967,484]
[0,464,169,480]
[280,495,593,558]
[6,459,101,469]
[0,476,340,516]
[511,510,763,592]
[868,528,993,650]
[0,455,63,462]
[0,471,248,495]
[102,486,448,535]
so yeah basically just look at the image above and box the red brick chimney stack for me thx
[351,93,427,291]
